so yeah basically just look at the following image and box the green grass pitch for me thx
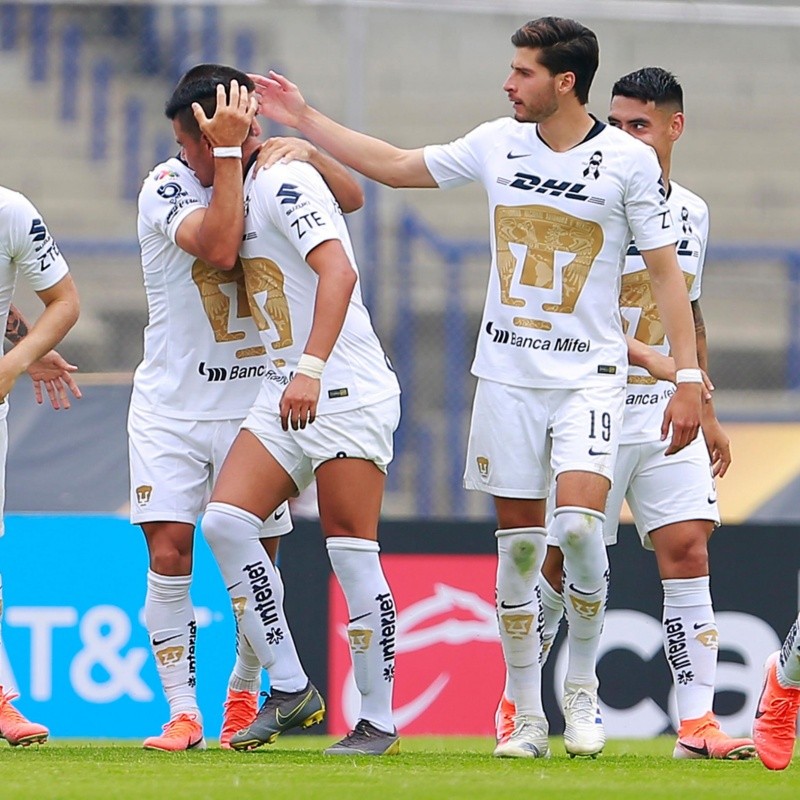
[0,736,797,800]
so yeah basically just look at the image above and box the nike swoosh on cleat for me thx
[226,581,242,591]
[152,634,181,646]
[275,693,314,727]
[349,612,372,623]
[500,600,531,609]
[679,740,709,756]
[507,152,531,159]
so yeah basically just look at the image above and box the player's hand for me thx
[248,71,307,128]
[26,350,81,410]
[702,416,732,478]
[255,136,317,175]
[661,382,702,455]
[192,80,257,148]
[279,374,320,431]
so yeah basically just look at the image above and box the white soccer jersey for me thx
[620,182,709,444]
[0,187,71,421]
[240,160,399,414]
[133,158,268,420]
[424,118,677,389]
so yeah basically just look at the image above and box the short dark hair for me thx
[511,17,599,105]
[611,67,684,111]
[165,63,254,138]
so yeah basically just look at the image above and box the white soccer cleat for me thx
[562,683,605,758]
[492,714,550,759]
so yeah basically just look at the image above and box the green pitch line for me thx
[0,737,796,800]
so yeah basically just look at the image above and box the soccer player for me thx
[167,66,402,757]
[250,17,703,758]
[133,69,364,750]
[753,617,800,770]
[0,186,80,745]
[497,67,756,761]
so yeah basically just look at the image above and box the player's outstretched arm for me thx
[250,71,436,189]
[176,81,257,269]
[256,137,365,213]
[641,244,703,455]
[278,240,356,433]
[0,275,79,404]
[5,304,81,409]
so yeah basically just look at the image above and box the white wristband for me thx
[296,353,326,380]
[675,368,703,384]
[212,146,242,159]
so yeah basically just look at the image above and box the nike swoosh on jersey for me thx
[500,600,531,610]
[152,634,182,646]
[506,151,531,159]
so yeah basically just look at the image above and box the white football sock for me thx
[552,507,608,688]
[229,632,261,693]
[145,570,200,720]
[202,502,307,693]
[495,527,547,718]
[540,575,564,667]
[662,576,717,721]
[326,537,396,734]
[777,614,800,688]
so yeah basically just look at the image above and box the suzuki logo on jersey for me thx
[277,183,301,205]
[28,218,47,245]
[497,172,605,205]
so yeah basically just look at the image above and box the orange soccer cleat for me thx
[495,694,516,744]
[220,688,258,750]
[0,688,48,746]
[674,710,756,760]
[143,712,206,751]
[753,652,800,770]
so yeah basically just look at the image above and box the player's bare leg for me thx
[653,521,755,760]
[141,521,206,751]
[0,575,48,747]
[317,458,399,756]
[490,497,549,758]
[550,470,610,758]
[203,430,323,751]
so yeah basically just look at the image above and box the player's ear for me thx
[669,111,685,142]
[557,70,576,97]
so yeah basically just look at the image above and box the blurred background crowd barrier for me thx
[1,0,799,520]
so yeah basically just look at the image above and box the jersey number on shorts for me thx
[192,258,267,359]
[494,204,604,331]
[589,409,612,442]
[239,256,294,351]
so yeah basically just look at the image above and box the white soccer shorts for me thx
[242,394,400,492]
[603,434,720,549]
[127,404,292,533]
[463,378,625,498]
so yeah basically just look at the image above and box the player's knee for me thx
[496,528,546,580]
[552,508,602,553]
[660,537,709,577]
[149,546,191,576]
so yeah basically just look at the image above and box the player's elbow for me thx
[339,186,365,214]
[204,248,240,271]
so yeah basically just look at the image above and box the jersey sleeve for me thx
[623,145,678,252]
[138,166,207,244]
[423,120,498,189]
[6,192,69,291]
[255,162,342,261]
[689,199,709,302]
